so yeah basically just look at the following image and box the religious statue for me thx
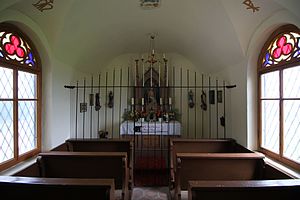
[145,88,158,112]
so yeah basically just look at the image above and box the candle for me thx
[159,62,161,87]
[131,98,135,105]
[163,53,166,59]
[160,98,163,105]
[142,61,145,87]
[169,97,172,105]
[142,98,144,105]
[166,64,168,87]
[151,65,153,87]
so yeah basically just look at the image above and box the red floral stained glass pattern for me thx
[262,32,300,68]
[4,35,25,58]
[272,36,292,59]
[0,31,36,67]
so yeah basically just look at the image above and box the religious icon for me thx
[200,91,207,111]
[242,0,260,13]
[33,0,54,12]
[95,93,101,111]
[188,90,195,108]
[108,91,114,108]
[217,90,222,103]
[80,103,87,113]
[140,0,161,9]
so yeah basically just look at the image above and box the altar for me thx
[120,121,181,136]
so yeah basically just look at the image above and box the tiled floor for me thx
[131,187,170,200]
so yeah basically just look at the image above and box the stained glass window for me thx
[0,23,41,171]
[262,31,300,68]
[0,30,37,67]
[259,24,300,170]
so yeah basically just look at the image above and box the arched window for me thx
[0,23,41,171]
[258,24,300,170]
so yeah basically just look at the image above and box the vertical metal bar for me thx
[194,71,197,139]
[90,76,93,139]
[173,66,175,137]
[75,81,78,139]
[201,74,204,138]
[83,78,86,139]
[105,72,108,132]
[216,79,219,139]
[112,69,115,138]
[223,80,226,138]
[180,68,183,137]
[187,69,189,138]
[209,76,211,139]
[97,74,101,135]
[119,69,123,138]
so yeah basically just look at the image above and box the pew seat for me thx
[188,179,300,200]
[174,152,265,200]
[0,176,115,200]
[37,151,129,200]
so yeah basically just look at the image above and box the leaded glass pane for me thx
[283,66,300,98]
[283,100,300,164]
[0,67,13,99]
[261,71,279,98]
[261,100,280,153]
[18,101,37,155]
[0,101,14,163]
[18,71,37,99]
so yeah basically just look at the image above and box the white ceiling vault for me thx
[1,0,300,73]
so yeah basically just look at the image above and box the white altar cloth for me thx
[120,121,181,136]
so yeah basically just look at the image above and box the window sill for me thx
[0,156,37,176]
[264,157,300,179]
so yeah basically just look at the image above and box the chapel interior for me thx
[0,0,300,200]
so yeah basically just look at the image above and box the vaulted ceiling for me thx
[1,0,300,73]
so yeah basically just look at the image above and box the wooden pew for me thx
[37,151,129,200]
[169,138,252,188]
[175,152,265,200]
[0,176,115,200]
[66,138,134,188]
[188,179,300,200]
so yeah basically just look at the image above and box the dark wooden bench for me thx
[66,138,134,188]
[37,151,129,200]
[188,179,300,200]
[0,176,115,200]
[169,138,253,188]
[174,152,265,200]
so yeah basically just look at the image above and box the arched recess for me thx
[246,10,300,151]
[257,24,300,170]
[0,22,42,171]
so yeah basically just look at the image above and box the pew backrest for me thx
[175,153,265,191]
[0,176,115,200]
[188,179,300,200]
[37,151,128,190]
[65,138,134,188]
[169,138,253,188]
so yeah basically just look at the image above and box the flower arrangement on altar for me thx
[122,108,180,122]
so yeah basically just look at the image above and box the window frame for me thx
[258,24,300,171]
[0,23,42,171]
